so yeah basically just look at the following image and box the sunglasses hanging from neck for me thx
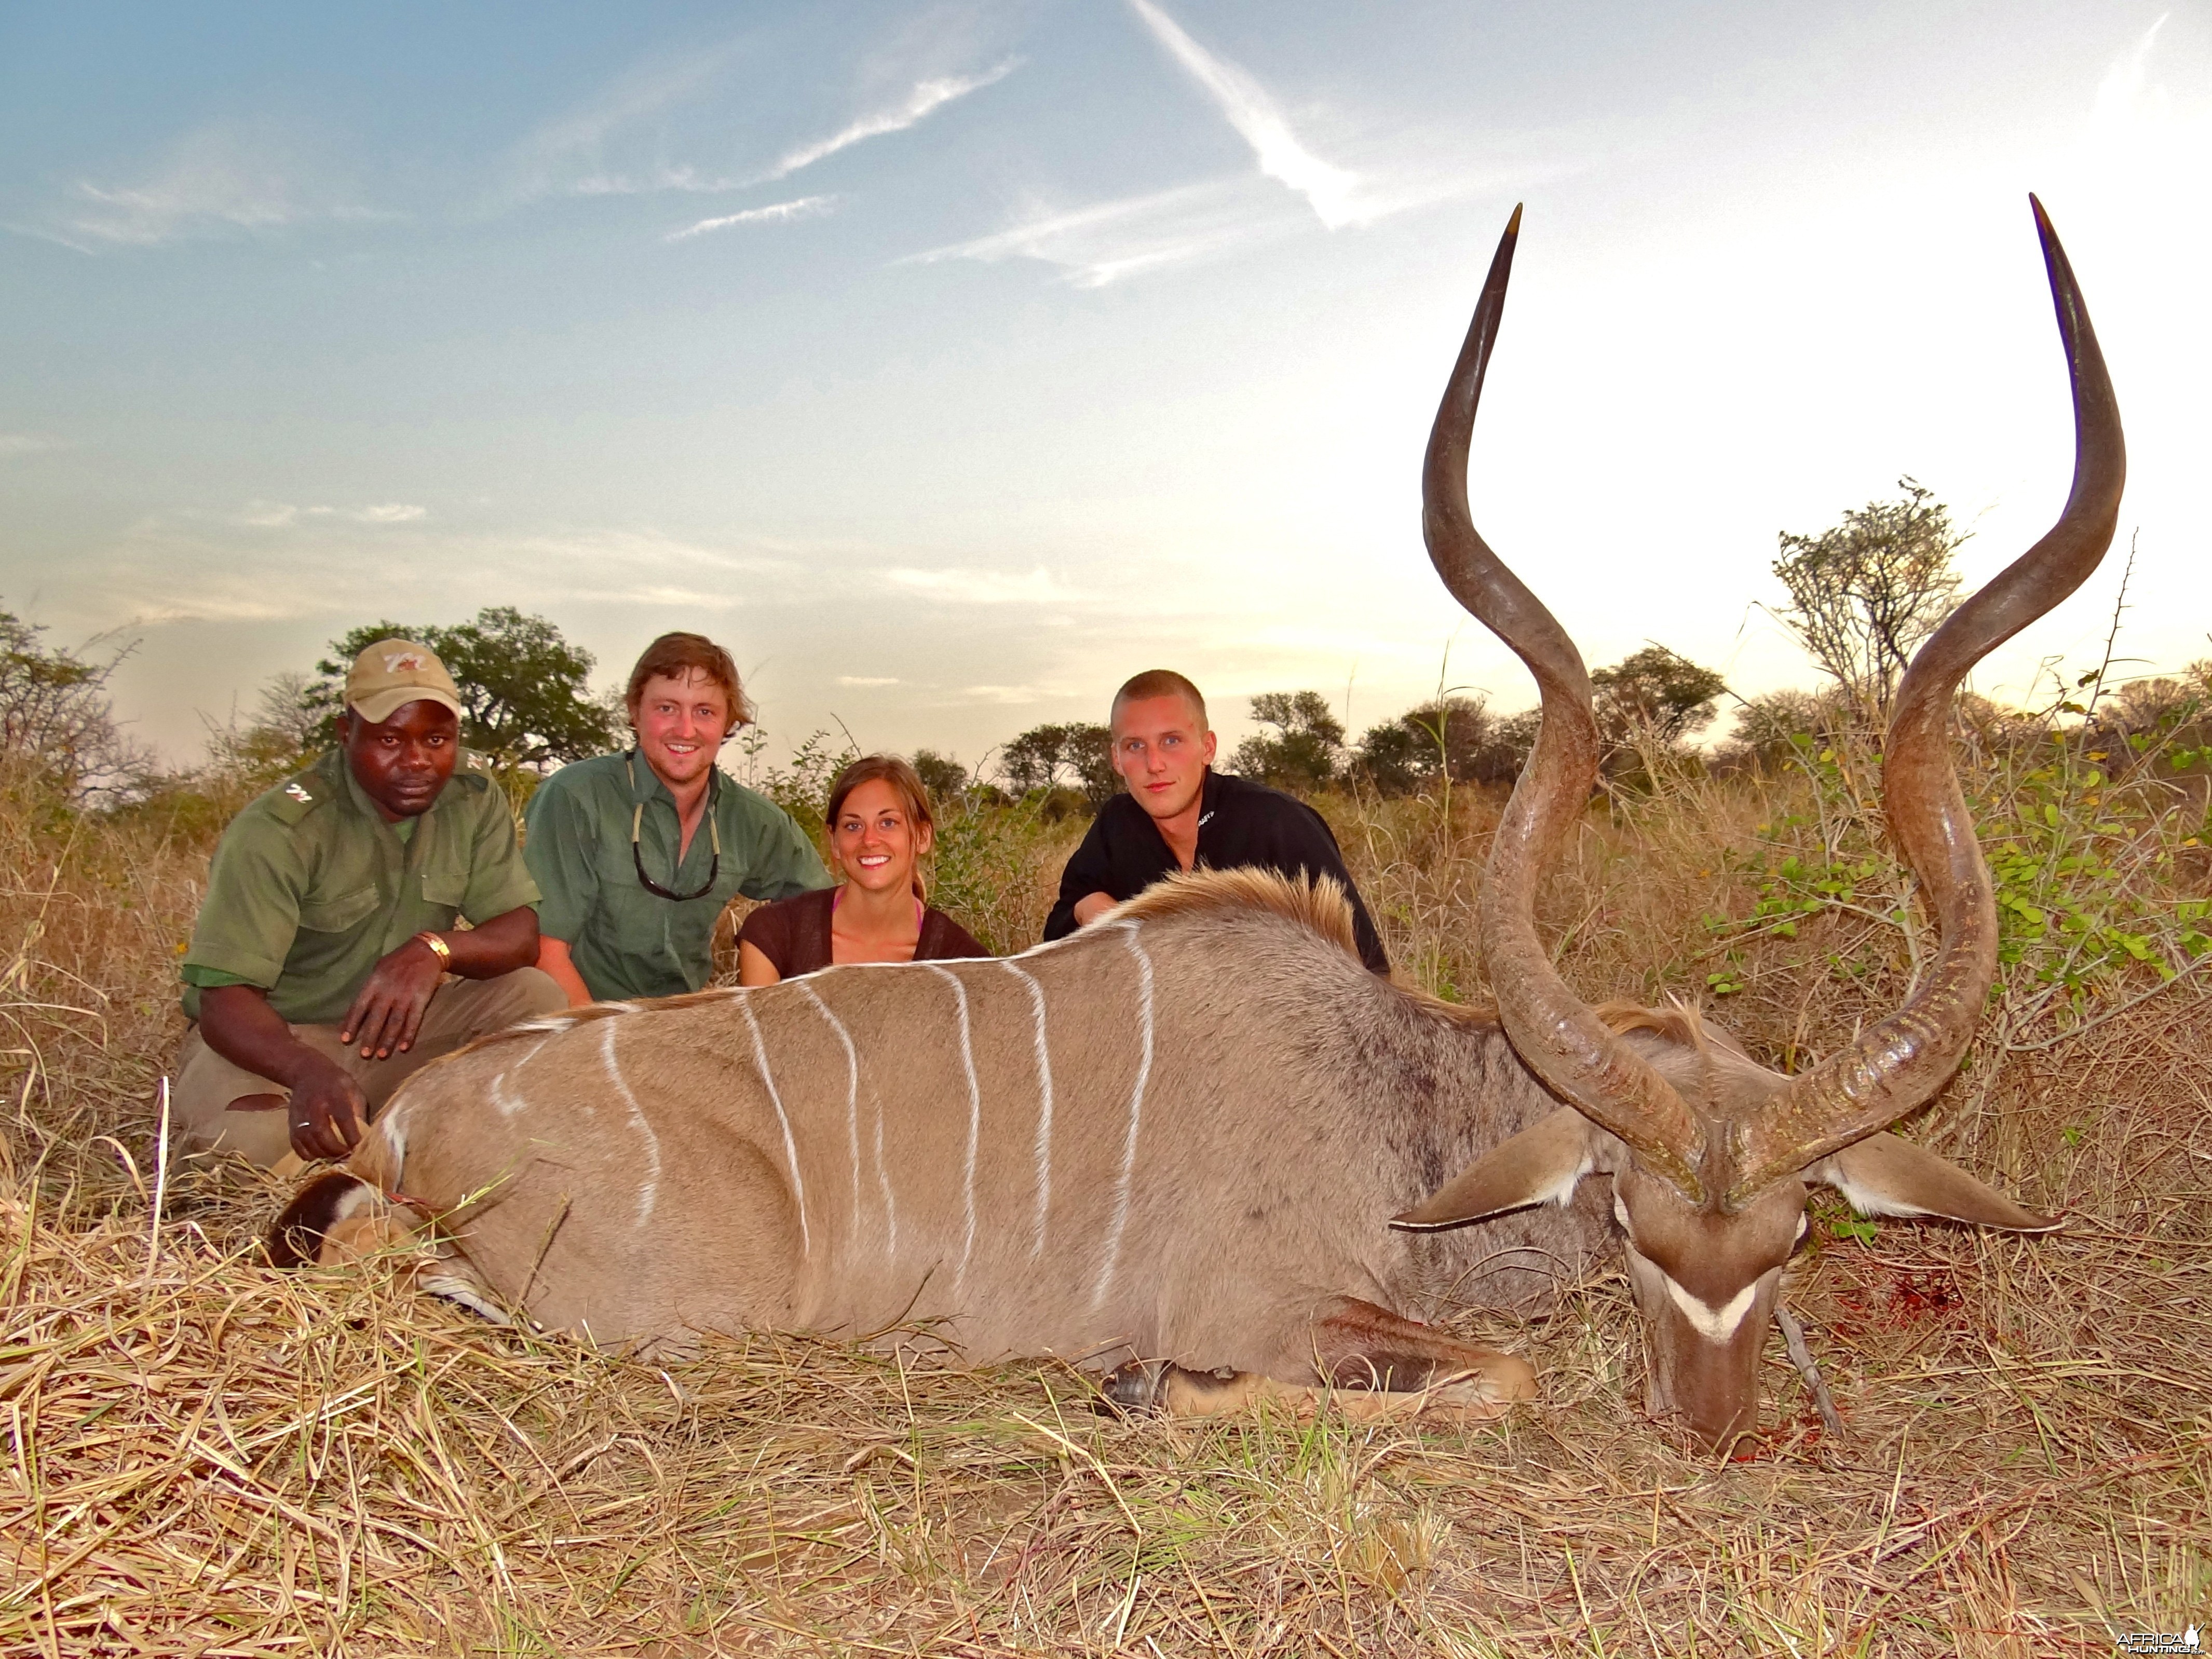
[626,752,721,902]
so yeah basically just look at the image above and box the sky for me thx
[3,1,2207,775]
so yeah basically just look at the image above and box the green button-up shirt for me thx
[180,748,542,1025]
[523,751,830,1001]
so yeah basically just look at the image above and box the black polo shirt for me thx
[1041,770,1390,973]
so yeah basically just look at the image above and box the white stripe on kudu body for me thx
[797,981,864,1241]
[599,1019,661,1228]
[487,1034,552,1122]
[739,992,811,1258]
[998,959,1056,1259]
[927,964,984,1293]
[1091,923,1156,1313]
[801,976,898,1257]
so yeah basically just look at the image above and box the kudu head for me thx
[1393,199,2123,1451]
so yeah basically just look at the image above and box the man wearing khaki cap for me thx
[173,639,566,1167]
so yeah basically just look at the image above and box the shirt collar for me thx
[1136,767,1218,864]
[625,750,722,811]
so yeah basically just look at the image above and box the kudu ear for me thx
[1812,1133,2061,1232]
[1391,1108,1604,1231]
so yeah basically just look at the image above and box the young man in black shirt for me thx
[1041,670,1390,974]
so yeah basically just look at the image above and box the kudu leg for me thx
[1103,1297,1536,1423]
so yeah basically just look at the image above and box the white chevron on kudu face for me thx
[1661,1274,1759,1343]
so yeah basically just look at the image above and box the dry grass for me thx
[4,750,2208,1655]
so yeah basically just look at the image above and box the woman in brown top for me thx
[736,755,987,983]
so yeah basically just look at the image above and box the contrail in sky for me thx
[1126,0,1359,228]
[764,60,1019,181]
[668,195,835,240]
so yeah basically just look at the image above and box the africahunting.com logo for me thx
[2116,1627,2201,1655]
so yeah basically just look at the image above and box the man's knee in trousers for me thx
[171,967,571,1170]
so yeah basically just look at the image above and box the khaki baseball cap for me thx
[345,639,465,726]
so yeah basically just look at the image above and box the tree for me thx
[999,722,1116,808]
[1772,478,1965,724]
[911,749,969,806]
[1355,695,1499,795]
[1589,645,1727,784]
[1716,687,1848,774]
[0,608,150,797]
[1592,646,1728,746]
[1231,691,1343,790]
[2104,666,2210,739]
[1354,719,1427,796]
[1487,708,1542,782]
[252,670,322,755]
[302,608,618,768]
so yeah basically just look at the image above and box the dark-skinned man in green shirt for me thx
[524,631,829,1003]
[175,641,566,1166]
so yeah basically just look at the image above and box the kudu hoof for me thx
[1098,1358,1168,1416]
[1099,1359,1249,1418]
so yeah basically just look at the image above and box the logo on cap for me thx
[382,650,429,673]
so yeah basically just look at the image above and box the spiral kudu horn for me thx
[1421,205,1709,1201]
[1728,196,2125,1203]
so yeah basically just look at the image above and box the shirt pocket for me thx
[420,868,469,909]
[295,884,381,934]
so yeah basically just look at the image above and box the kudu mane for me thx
[1109,865,1362,958]
[433,865,1704,1075]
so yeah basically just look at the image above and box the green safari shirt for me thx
[523,751,830,1001]
[179,748,542,1025]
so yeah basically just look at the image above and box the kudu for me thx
[269,196,2116,1448]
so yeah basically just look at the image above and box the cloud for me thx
[506,42,1013,206]
[2094,13,2169,126]
[570,165,749,198]
[836,675,900,687]
[958,684,1050,704]
[1125,0,1361,228]
[559,582,743,611]
[230,500,426,527]
[2073,12,2208,227]
[668,195,836,241]
[505,43,748,202]
[86,517,802,626]
[886,566,1084,604]
[0,433,60,457]
[42,123,388,250]
[906,179,1307,287]
[762,60,1018,181]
